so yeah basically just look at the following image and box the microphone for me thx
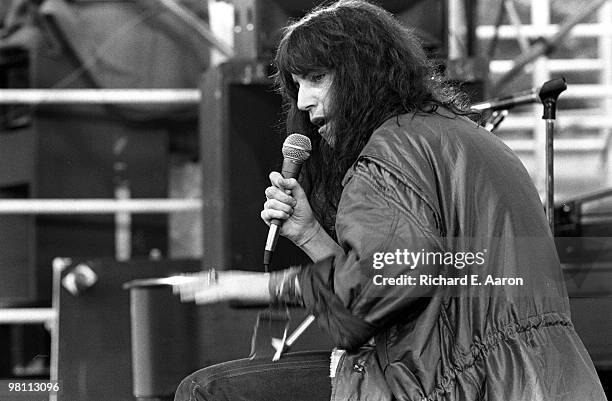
[264,133,312,267]
[472,88,539,111]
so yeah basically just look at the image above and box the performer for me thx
[174,1,607,400]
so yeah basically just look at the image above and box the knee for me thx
[175,364,226,401]
[174,371,205,401]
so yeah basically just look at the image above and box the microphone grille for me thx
[282,133,312,162]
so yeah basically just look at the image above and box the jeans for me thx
[174,351,332,401]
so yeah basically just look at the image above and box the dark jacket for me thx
[298,110,606,400]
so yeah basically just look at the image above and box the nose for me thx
[296,85,316,112]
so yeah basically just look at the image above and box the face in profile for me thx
[291,72,335,147]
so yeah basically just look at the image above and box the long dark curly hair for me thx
[274,0,471,236]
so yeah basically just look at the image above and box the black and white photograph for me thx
[0,0,610,400]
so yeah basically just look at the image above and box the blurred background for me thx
[0,0,610,400]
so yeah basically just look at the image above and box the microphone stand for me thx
[474,77,567,233]
[538,77,567,234]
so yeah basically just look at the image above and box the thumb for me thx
[270,171,300,192]
[279,177,300,191]
[288,179,307,201]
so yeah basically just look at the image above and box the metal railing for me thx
[476,0,612,194]
[0,88,203,331]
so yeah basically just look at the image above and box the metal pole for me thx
[539,77,568,234]
[0,308,56,324]
[545,119,555,232]
[155,0,235,58]
[0,199,201,214]
[464,0,478,56]
[448,0,467,60]
[114,180,132,261]
[0,89,200,104]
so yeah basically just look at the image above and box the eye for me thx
[308,73,326,83]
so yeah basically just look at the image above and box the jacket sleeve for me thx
[298,159,446,350]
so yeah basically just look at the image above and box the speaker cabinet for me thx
[53,258,202,401]
[231,0,447,61]
[0,47,36,306]
[200,60,310,271]
[29,20,171,302]
[53,258,331,400]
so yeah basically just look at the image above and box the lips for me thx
[311,116,325,127]
[310,116,333,145]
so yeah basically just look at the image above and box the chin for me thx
[322,136,336,148]
[318,127,336,148]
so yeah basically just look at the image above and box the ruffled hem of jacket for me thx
[423,312,573,401]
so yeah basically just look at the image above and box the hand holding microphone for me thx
[261,133,313,267]
[173,134,315,308]
[263,173,317,242]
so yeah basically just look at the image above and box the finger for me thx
[172,271,214,303]
[261,208,291,221]
[177,281,203,302]
[264,198,294,215]
[179,290,196,302]
[269,171,283,187]
[193,287,222,304]
[174,284,197,302]
[265,186,296,206]
[260,210,272,226]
